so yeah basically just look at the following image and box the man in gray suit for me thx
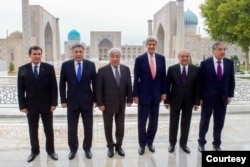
[96,48,133,158]
[164,50,200,154]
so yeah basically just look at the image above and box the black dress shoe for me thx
[107,148,114,158]
[27,153,39,162]
[198,145,205,152]
[116,147,125,156]
[181,146,190,154]
[213,146,222,151]
[85,150,92,159]
[48,152,58,160]
[148,145,155,152]
[138,147,145,155]
[168,145,175,153]
[68,152,76,160]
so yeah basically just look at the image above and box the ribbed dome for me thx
[184,9,198,25]
[68,29,80,40]
[9,31,23,38]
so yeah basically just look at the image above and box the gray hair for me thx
[212,41,225,50]
[178,49,190,57]
[71,43,85,51]
[145,36,158,44]
[108,48,122,57]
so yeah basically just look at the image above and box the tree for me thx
[200,0,250,71]
[9,62,15,73]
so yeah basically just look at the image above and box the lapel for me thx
[27,63,36,81]
[119,65,125,86]
[37,63,45,82]
[208,58,217,79]
[108,64,124,87]
[186,65,192,84]
[176,64,183,85]
[143,53,151,75]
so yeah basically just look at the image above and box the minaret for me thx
[22,0,32,55]
[147,20,153,36]
[175,0,185,60]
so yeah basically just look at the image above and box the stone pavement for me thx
[0,105,250,167]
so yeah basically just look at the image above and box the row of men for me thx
[17,36,235,162]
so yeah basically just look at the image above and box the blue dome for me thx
[184,9,198,25]
[68,29,80,40]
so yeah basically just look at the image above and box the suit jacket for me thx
[200,57,235,107]
[59,59,96,111]
[17,62,58,113]
[95,64,133,113]
[133,52,167,104]
[165,64,200,110]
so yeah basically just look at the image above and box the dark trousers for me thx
[27,112,54,154]
[102,109,125,149]
[198,97,227,147]
[67,106,93,153]
[138,103,159,147]
[169,101,192,147]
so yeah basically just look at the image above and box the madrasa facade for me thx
[0,0,245,75]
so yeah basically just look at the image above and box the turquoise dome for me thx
[184,9,198,25]
[68,29,80,40]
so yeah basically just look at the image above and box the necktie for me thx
[115,67,120,86]
[77,62,82,82]
[217,60,222,80]
[182,66,187,84]
[150,56,155,79]
[34,65,38,79]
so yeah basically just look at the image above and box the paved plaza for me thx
[0,104,250,167]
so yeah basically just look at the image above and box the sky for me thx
[0,0,206,48]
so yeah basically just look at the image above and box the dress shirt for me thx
[111,64,120,77]
[147,52,156,73]
[180,64,188,75]
[32,63,40,75]
[213,56,224,75]
[75,61,82,75]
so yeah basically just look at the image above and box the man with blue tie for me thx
[60,43,96,159]
[133,36,167,155]
[198,42,235,152]
[17,46,58,162]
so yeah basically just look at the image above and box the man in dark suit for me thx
[96,48,133,158]
[198,42,235,152]
[17,46,58,162]
[164,50,200,154]
[133,36,167,155]
[59,43,96,159]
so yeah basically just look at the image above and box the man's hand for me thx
[133,97,139,104]
[227,97,232,104]
[127,103,132,107]
[161,95,167,101]
[200,100,203,106]
[50,106,56,112]
[164,104,170,109]
[193,105,199,111]
[20,108,28,114]
[98,105,105,112]
[61,103,67,108]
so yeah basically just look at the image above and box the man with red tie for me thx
[198,42,235,152]
[133,36,167,155]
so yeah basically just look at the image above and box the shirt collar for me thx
[111,64,120,69]
[213,56,223,63]
[147,52,155,58]
[32,62,41,67]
